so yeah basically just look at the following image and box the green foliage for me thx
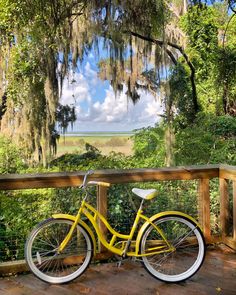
[0,136,26,174]
[216,47,236,115]
[0,186,87,261]
[169,63,196,125]
[56,104,76,134]
[50,151,102,170]
[132,115,236,167]
[175,114,236,165]
[180,4,218,114]
[120,0,168,37]
[180,5,219,76]
[180,3,236,115]
[0,136,26,260]
[52,114,236,170]
[209,115,236,138]
[132,125,164,157]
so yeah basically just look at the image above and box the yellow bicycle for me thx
[25,170,205,284]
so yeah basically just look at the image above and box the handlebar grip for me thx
[87,181,111,187]
[98,181,111,187]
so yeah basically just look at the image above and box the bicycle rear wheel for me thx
[140,215,205,282]
[25,218,93,284]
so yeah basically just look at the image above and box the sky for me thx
[59,51,163,132]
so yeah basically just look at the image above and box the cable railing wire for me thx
[0,179,222,264]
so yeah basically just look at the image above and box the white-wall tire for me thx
[25,218,93,284]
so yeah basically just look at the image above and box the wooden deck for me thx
[0,246,236,295]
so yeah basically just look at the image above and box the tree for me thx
[180,3,236,117]
[56,104,76,135]
[0,0,86,165]
[0,0,171,164]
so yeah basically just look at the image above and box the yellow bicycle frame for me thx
[52,199,202,258]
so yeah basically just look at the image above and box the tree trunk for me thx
[222,79,229,115]
[165,124,175,167]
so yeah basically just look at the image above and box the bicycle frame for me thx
[54,198,176,258]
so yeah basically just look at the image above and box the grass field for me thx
[57,135,134,156]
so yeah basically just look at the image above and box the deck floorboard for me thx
[0,247,236,295]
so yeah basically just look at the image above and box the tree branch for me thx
[59,1,85,23]
[128,31,199,113]
[228,0,236,14]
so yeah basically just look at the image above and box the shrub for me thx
[0,135,27,174]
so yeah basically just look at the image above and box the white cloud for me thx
[60,71,91,106]
[78,85,162,127]
[60,64,163,131]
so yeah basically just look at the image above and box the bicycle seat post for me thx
[139,199,144,210]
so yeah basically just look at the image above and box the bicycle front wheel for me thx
[25,218,93,284]
[140,215,205,283]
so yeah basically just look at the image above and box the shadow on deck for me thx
[0,246,236,295]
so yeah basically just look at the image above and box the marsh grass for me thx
[57,135,133,156]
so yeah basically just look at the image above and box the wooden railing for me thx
[219,165,236,249]
[0,164,235,274]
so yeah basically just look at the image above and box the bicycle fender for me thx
[52,213,97,255]
[136,211,202,255]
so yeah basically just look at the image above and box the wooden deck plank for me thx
[0,249,235,295]
[0,277,46,295]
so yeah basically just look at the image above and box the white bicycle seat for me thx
[132,188,158,200]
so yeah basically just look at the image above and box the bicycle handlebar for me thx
[87,181,111,187]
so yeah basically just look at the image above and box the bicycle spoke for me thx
[172,228,197,248]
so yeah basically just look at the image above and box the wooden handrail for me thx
[0,165,219,190]
[219,164,236,181]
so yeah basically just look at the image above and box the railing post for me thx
[233,181,236,241]
[97,185,108,253]
[219,178,230,238]
[198,179,211,241]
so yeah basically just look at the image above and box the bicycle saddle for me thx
[132,188,158,200]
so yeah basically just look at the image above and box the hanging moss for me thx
[0,0,185,166]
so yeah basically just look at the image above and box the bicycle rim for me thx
[25,218,93,284]
[141,215,205,282]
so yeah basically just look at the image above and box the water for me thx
[61,131,134,137]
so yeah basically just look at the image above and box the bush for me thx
[175,114,236,165]
[0,135,27,174]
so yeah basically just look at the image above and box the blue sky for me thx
[60,47,163,132]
